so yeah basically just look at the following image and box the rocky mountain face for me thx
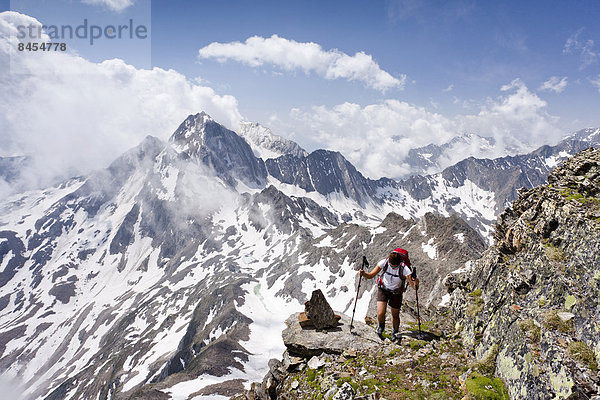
[264,128,600,240]
[0,111,598,400]
[238,122,308,160]
[265,150,381,207]
[170,112,268,187]
[446,147,600,399]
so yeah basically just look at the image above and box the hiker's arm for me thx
[359,265,380,279]
[407,275,419,290]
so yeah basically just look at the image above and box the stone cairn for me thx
[299,289,341,330]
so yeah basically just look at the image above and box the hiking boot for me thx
[376,324,385,339]
[392,330,402,343]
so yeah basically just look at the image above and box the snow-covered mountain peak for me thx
[567,127,600,143]
[168,113,268,188]
[239,121,308,160]
[169,112,214,146]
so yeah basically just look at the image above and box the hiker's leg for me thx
[391,307,400,331]
[377,301,387,324]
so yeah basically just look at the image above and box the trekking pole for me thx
[412,267,422,337]
[415,285,422,336]
[350,256,368,331]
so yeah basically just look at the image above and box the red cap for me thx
[392,248,408,256]
[391,248,410,266]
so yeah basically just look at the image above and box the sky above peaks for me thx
[1,0,600,192]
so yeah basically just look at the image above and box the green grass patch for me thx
[543,310,574,333]
[388,348,402,357]
[465,372,510,400]
[559,188,585,202]
[567,341,598,371]
[407,320,434,332]
[466,288,484,317]
[408,339,428,350]
[361,378,384,393]
[519,319,541,343]
[467,298,484,317]
[335,377,359,392]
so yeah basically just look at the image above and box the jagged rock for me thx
[282,313,381,358]
[282,351,305,372]
[248,358,287,400]
[333,382,356,400]
[448,148,600,399]
[304,289,339,330]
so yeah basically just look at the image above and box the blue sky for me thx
[1,0,600,187]
[154,0,599,127]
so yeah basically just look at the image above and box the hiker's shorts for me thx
[377,287,403,309]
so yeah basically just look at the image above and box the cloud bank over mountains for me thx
[288,78,562,179]
[0,11,569,198]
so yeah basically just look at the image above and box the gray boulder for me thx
[282,313,381,358]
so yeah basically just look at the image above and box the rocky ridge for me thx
[237,148,600,400]
[447,147,600,399]
[237,297,508,400]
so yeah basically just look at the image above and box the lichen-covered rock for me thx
[448,147,600,399]
[332,382,355,400]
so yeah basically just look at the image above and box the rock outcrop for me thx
[448,147,600,399]
[282,313,381,358]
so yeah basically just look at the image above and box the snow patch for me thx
[421,238,438,260]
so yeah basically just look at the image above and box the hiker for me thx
[359,248,419,341]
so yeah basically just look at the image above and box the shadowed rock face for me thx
[170,112,267,187]
[448,147,600,399]
[304,289,338,330]
[265,150,378,206]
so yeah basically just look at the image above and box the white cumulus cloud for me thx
[0,11,243,198]
[81,0,135,12]
[288,78,562,180]
[198,34,405,92]
[539,76,568,93]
